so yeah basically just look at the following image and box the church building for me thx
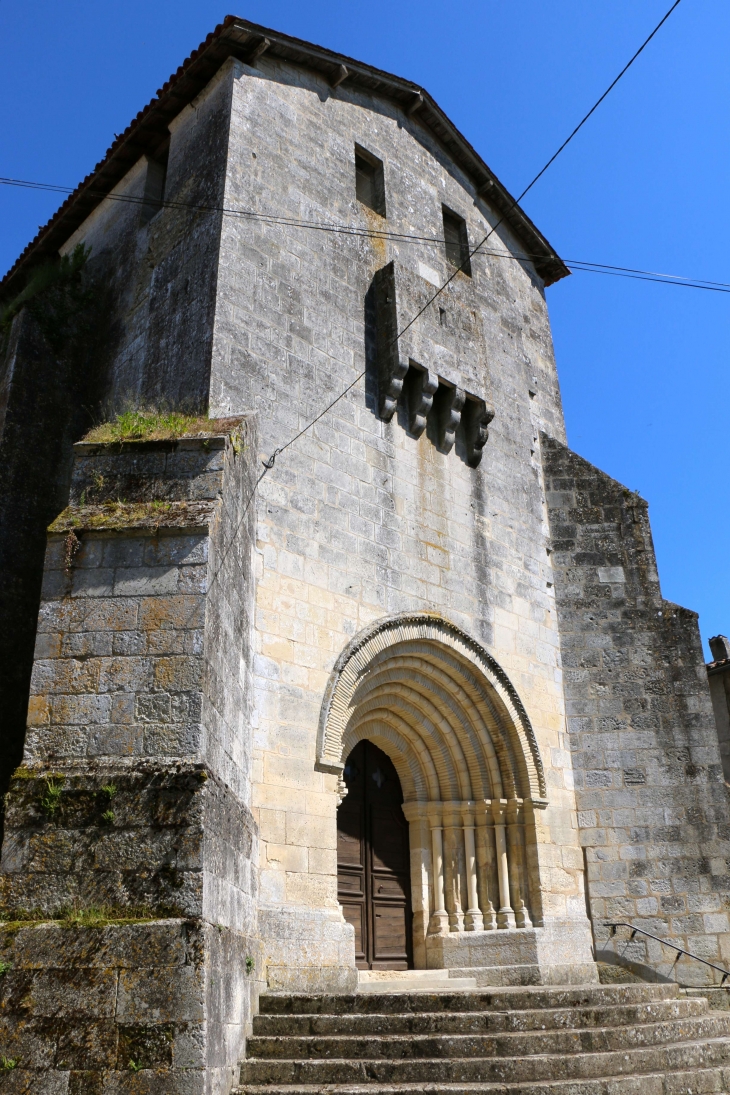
[2,17,730,1094]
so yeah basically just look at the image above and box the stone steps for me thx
[257,984,681,1014]
[238,1071,730,1095]
[235,983,730,1094]
[253,997,707,1037]
[246,1014,730,1060]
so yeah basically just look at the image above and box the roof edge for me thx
[0,15,569,296]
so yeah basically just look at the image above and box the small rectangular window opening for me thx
[442,207,471,276]
[355,145,386,217]
[140,137,170,225]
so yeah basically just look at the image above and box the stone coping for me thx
[48,498,216,533]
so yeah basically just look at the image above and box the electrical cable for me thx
[202,0,685,594]
[4,174,727,294]
[394,0,684,343]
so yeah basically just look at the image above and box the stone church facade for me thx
[1,16,730,1093]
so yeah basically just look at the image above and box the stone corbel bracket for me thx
[405,362,438,437]
[373,262,495,465]
[434,382,465,453]
[463,394,495,467]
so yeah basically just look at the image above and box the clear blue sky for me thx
[1,1,727,656]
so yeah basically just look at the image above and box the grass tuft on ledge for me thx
[82,410,243,444]
[0,904,183,932]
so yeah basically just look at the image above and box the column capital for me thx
[425,801,444,825]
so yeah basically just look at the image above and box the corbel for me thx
[477,177,495,198]
[462,396,495,467]
[330,64,349,89]
[247,37,270,65]
[405,362,438,437]
[434,382,465,453]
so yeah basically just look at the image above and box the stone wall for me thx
[0,419,261,1093]
[0,60,235,810]
[207,55,592,989]
[0,917,247,1095]
[543,435,730,985]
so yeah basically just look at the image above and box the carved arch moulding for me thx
[316,612,547,805]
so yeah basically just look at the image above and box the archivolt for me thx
[316,613,546,802]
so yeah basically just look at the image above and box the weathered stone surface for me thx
[543,436,730,983]
[235,983,730,1093]
[0,920,255,1091]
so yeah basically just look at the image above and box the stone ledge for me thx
[48,501,216,533]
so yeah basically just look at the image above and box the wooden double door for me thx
[337,740,413,969]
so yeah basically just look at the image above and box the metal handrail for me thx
[604,921,730,985]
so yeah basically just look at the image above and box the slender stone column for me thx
[462,806,483,932]
[476,803,497,930]
[443,807,464,932]
[506,798,532,928]
[427,805,449,935]
[491,799,516,929]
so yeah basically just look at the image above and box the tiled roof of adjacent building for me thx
[0,16,569,297]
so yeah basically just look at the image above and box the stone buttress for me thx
[0,418,260,1093]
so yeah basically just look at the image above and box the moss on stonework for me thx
[0,905,182,933]
[82,411,244,443]
[48,498,214,533]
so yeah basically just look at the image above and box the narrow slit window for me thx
[140,138,170,225]
[442,207,471,276]
[355,145,386,217]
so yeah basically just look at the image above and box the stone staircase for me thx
[236,982,730,1094]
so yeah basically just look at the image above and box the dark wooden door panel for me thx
[337,869,364,896]
[337,827,363,866]
[373,903,409,966]
[336,740,413,970]
[370,805,409,873]
[371,875,407,899]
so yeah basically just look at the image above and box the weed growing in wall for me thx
[38,778,64,818]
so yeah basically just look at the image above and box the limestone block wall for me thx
[206,56,591,988]
[0,419,260,1093]
[59,59,235,413]
[543,436,730,985]
[0,60,234,801]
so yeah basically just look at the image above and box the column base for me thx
[496,906,517,929]
[464,909,484,932]
[428,910,451,935]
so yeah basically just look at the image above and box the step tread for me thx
[245,1030,730,1060]
[246,1013,730,1056]
[239,1034,730,1084]
[252,998,708,1035]
[234,1062,730,1093]
[258,985,680,1015]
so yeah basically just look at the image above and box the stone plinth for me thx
[426,920,597,986]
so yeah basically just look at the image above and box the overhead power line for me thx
[1,175,726,295]
[394,0,685,344]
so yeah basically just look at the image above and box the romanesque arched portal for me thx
[317,614,547,967]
